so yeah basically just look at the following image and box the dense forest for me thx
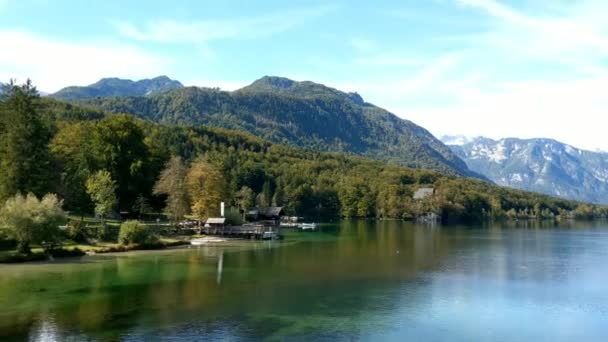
[76,76,477,177]
[2,81,607,226]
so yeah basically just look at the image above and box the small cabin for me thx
[413,187,435,200]
[205,217,226,228]
[246,207,285,224]
[204,217,226,234]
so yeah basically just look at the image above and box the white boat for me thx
[299,223,317,230]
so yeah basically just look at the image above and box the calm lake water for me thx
[1,220,608,341]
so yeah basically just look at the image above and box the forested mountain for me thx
[448,137,608,204]
[51,76,183,100]
[1,82,606,224]
[80,76,477,177]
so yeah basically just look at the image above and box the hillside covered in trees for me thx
[2,81,607,224]
[72,76,478,178]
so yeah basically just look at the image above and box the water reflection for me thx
[0,221,607,341]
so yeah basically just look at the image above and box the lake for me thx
[1,220,608,341]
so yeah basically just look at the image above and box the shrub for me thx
[0,193,66,253]
[224,207,243,225]
[66,219,88,243]
[118,220,157,246]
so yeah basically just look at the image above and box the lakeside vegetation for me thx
[1,80,607,261]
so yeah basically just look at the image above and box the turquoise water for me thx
[1,220,607,341]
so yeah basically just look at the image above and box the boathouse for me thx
[204,217,226,234]
[246,207,285,224]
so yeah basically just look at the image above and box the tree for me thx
[90,115,151,211]
[0,193,66,253]
[153,156,190,222]
[262,181,272,207]
[0,80,54,201]
[272,179,285,207]
[50,121,96,213]
[132,195,151,219]
[235,186,254,218]
[187,159,224,220]
[86,170,117,221]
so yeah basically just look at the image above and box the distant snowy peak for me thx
[449,136,608,204]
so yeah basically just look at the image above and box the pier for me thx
[202,224,280,240]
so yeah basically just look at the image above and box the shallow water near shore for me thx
[1,220,608,341]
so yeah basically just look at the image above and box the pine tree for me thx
[0,80,54,201]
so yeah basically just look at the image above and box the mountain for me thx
[51,76,183,100]
[448,137,608,204]
[81,76,478,177]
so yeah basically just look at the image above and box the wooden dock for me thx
[202,224,281,240]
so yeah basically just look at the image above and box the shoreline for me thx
[0,236,281,264]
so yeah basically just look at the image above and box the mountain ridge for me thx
[66,75,480,178]
[51,76,183,100]
[447,136,608,204]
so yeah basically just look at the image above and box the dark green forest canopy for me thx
[2,82,606,223]
[76,76,478,178]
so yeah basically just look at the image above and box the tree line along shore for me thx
[1,81,606,262]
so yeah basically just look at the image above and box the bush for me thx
[0,193,66,253]
[118,220,157,246]
[224,207,243,225]
[66,219,88,243]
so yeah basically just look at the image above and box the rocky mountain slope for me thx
[448,137,608,204]
[51,76,183,100]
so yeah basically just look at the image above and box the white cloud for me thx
[336,0,608,151]
[455,0,608,64]
[116,5,337,44]
[0,30,173,92]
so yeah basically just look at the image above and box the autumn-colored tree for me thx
[187,159,224,220]
[153,156,190,222]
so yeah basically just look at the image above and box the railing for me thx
[203,224,276,236]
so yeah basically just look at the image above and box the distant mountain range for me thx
[51,76,183,100]
[446,137,608,204]
[51,75,480,178]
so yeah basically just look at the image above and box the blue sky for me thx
[1,0,608,151]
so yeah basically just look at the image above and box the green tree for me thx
[272,179,285,207]
[90,115,150,210]
[86,170,117,221]
[50,121,96,213]
[132,195,151,219]
[235,186,255,218]
[153,156,190,222]
[0,193,66,253]
[0,80,54,201]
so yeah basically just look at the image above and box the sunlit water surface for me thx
[1,220,607,341]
